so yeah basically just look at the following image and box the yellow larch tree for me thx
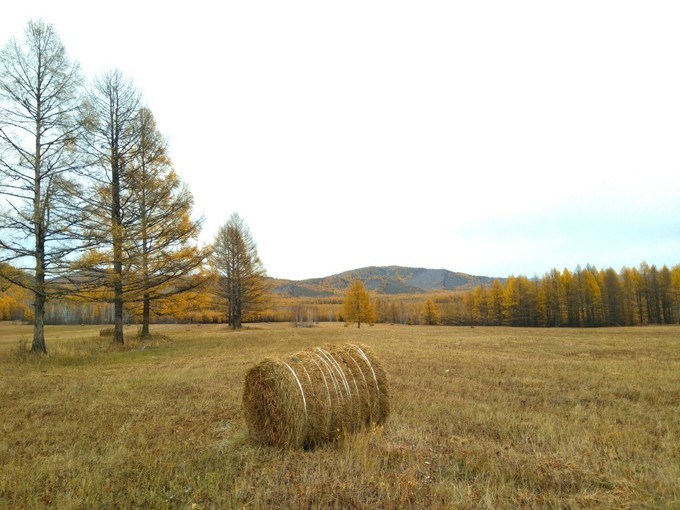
[421,298,440,325]
[342,278,375,328]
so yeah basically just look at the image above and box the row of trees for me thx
[3,256,677,330]
[0,21,675,346]
[0,20,270,352]
[263,263,680,328]
[371,262,680,327]
[458,263,680,327]
[0,20,209,351]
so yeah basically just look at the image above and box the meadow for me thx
[0,322,678,509]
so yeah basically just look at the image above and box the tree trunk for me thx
[31,108,47,354]
[140,158,150,338]
[113,285,124,344]
[111,156,124,345]
[141,294,150,337]
[230,280,242,329]
[31,291,47,354]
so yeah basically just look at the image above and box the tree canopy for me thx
[342,278,375,328]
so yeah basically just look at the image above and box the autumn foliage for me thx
[342,279,376,328]
[267,262,680,328]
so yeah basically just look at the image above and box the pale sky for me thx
[2,1,679,280]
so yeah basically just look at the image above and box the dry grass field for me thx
[1,322,678,509]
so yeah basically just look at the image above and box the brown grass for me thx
[0,322,679,509]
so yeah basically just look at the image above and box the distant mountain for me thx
[270,266,501,296]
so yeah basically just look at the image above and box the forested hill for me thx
[270,266,501,297]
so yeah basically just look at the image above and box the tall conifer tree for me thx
[0,20,83,353]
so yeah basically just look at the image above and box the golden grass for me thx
[1,322,679,509]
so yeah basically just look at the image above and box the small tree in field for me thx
[342,278,375,328]
[210,213,269,329]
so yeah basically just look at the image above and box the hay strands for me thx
[243,343,389,448]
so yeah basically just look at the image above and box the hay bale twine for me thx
[243,343,389,448]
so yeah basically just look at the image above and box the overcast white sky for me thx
[2,1,679,280]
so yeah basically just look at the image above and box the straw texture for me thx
[243,343,389,448]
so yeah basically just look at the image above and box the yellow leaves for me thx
[342,279,376,328]
[70,249,108,271]
[0,288,31,321]
[0,270,33,321]
[0,264,31,289]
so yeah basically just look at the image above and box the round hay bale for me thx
[243,343,389,448]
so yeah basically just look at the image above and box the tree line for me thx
[0,20,269,352]
[457,262,680,327]
[371,262,680,327]
[1,21,677,352]
[257,262,680,328]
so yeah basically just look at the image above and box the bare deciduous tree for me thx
[211,213,269,329]
[0,19,83,353]
[79,70,142,344]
